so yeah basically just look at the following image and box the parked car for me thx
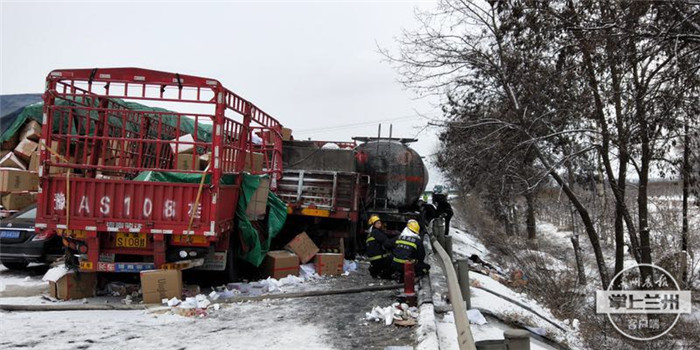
[0,205,63,270]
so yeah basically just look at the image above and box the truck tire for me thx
[1,261,29,270]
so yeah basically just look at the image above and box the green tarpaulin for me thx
[133,171,286,267]
[0,96,213,144]
[234,174,288,267]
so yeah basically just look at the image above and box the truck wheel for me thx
[1,261,29,270]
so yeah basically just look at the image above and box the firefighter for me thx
[416,198,437,239]
[432,185,454,236]
[365,215,395,279]
[392,219,430,280]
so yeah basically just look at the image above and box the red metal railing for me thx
[37,68,283,238]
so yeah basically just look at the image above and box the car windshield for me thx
[14,207,36,220]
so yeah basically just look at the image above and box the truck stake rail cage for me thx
[34,67,283,273]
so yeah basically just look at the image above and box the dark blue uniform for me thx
[391,229,430,279]
[366,227,395,278]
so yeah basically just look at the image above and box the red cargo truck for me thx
[34,68,283,280]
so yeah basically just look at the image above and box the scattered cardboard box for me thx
[0,152,27,170]
[314,253,344,276]
[281,127,293,141]
[263,250,300,279]
[20,120,42,141]
[176,153,201,171]
[169,134,196,155]
[48,272,97,300]
[284,232,320,264]
[0,168,38,192]
[1,192,37,210]
[140,269,183,304]
[245,177,270,220]
[13,138,38,163]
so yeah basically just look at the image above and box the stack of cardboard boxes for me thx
[0,120,41,211]
[263,231,345,279]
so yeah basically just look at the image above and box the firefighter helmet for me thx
[368,215,381,226]
[407,219,420,233]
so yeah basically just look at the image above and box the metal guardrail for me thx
[430,218,477,350]
[429,218,531,350]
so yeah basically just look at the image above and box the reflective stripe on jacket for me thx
[392,228,425,265]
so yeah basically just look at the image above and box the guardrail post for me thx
[457,259,471,310]
[474,340,507,350]
[504,329,530,350]
[433,218,446,247]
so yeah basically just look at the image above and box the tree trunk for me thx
[512,204,521,237]
[682,117,689,254]
[526,191,536,240]
[571,234,587,286]
[534,146,610,287]
[573,22,642,264]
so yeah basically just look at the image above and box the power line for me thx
[294,114,431,134]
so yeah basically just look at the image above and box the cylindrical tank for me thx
[354,140,428,209]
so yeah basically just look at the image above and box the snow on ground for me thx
[450,228,489,258]
[0,299,332,350]
[0,264,47,297]
[0,260,417,350]
[433,224,586,349]
[434,311,557,350]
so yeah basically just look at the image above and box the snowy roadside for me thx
[0,299,333,350]
[0,259,419,350]
[425,225,583,350]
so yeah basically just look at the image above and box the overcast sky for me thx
[1,0,446,187]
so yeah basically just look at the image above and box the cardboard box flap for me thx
[284,232,319,264]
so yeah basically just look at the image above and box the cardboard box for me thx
[319,237,345,256]
[140,269,183,304]
[169,134,196,155]
[1,133,19,151]
[28,152,39,172]
[284,232,320,264]
[176,153,201,171]
[1,192,37,210]
[48,272,97,300]
[20,120,42,141]
[13,138,38,163]
[243,152,264,173]
[281,127,293,141]
[245,177,270,220]
[0,152,27,170]
[0,168,38,192]
[199,152,211,170]
[263,250,300,279]
[314,253,344,276]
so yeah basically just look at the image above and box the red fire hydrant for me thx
[403,261,417,306]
